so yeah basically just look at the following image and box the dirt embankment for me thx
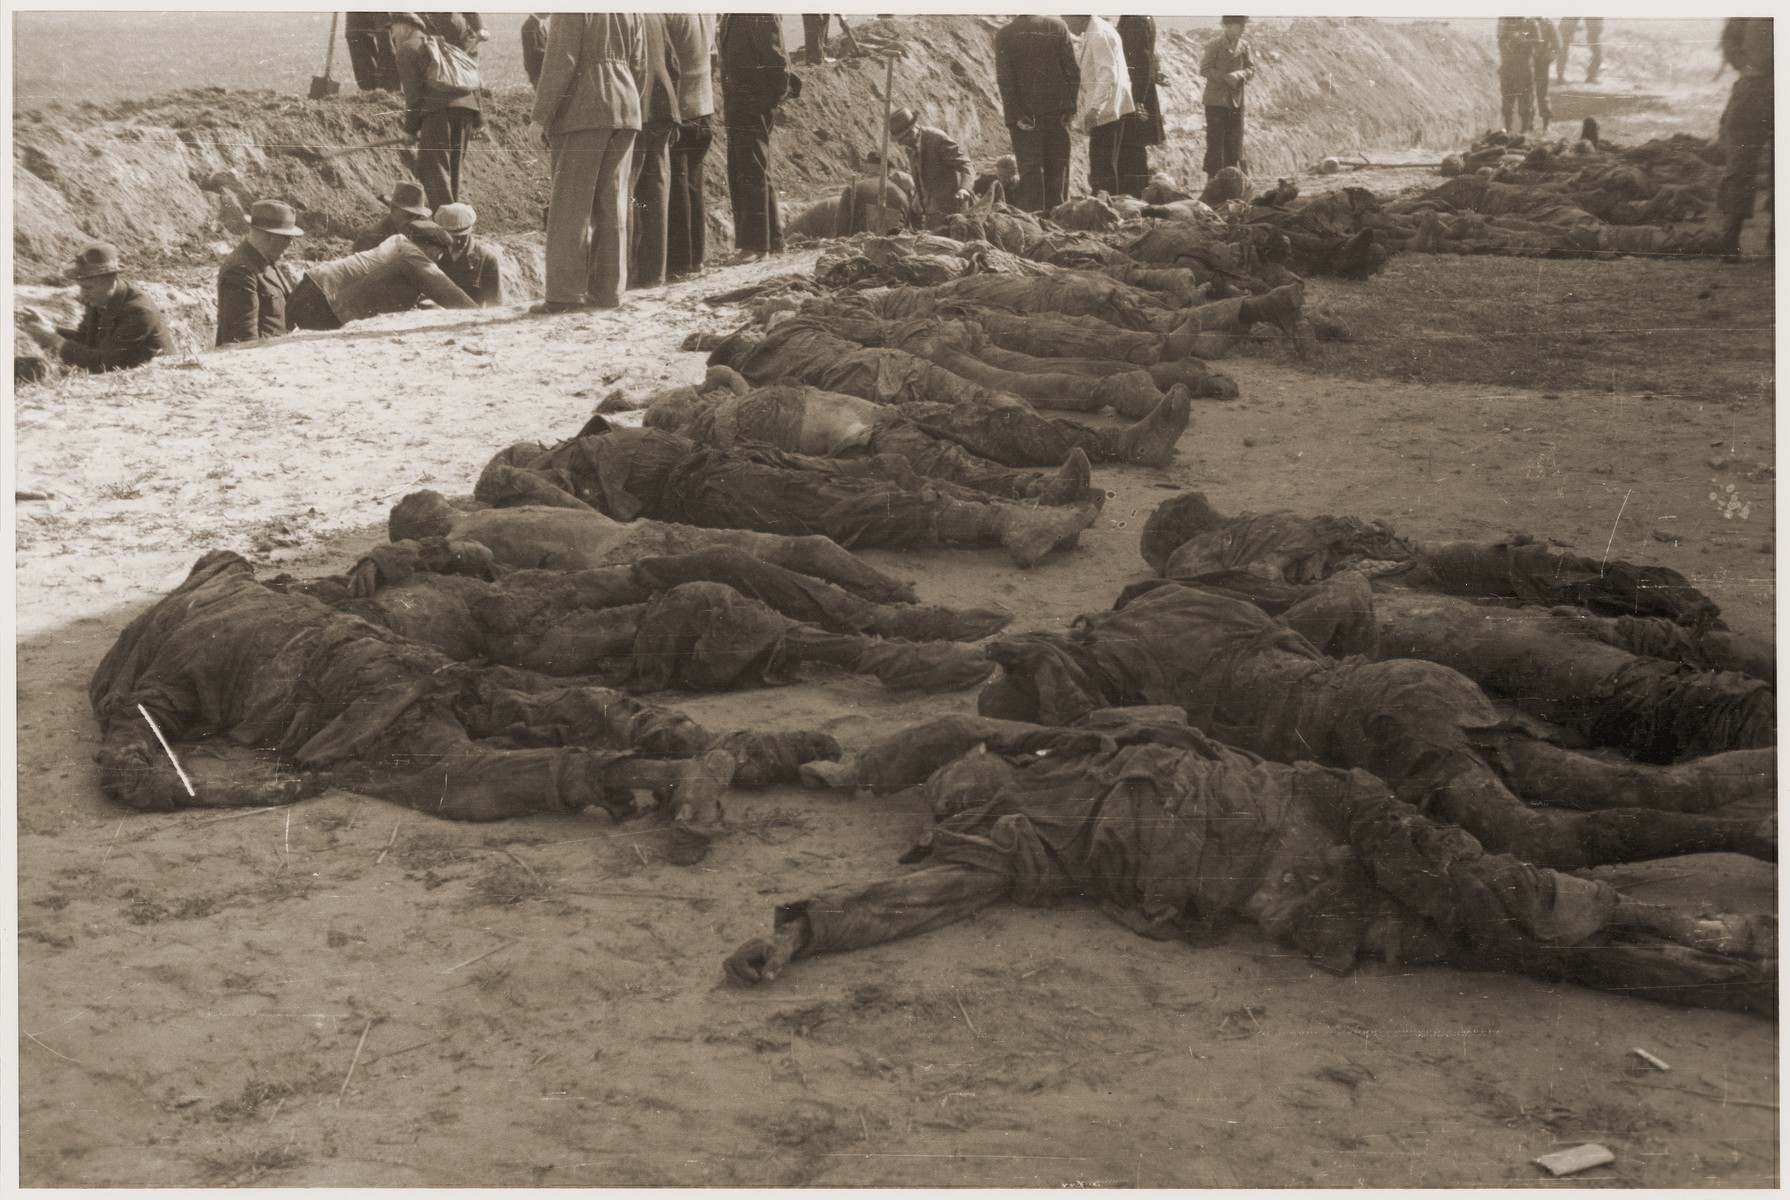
[14,16,1507,284]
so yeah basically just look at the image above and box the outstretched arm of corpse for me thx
[725,865,1012,984]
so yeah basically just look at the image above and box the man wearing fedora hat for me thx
[17,243,170,378]
[353,180,434,252]
[433,202,505,307]
[216,199,304,346]
[888,108,974,228]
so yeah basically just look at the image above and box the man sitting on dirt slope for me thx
[351,180,434,252]
[286,220,479,331]
[16,243,170,383]
[471,419,1104,569]
[275,524,1002,695]
[640,367,1100,503]
[216,200,304,347]
[704,318,1195,468]
[724,708,1775,1016]
[977,582,1775,872]
[88,550,849,863]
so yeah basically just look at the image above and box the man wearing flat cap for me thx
[888,108,974,228]
[433,202,505,307]
[216,199,304,346]
[353,180,433,252]
[17,243,170,379]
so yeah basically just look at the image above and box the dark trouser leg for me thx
[1009,122,1045,213]
[416,109,470,209]
[1312,776,1775,1016]
[727,106,779,254]
[1039,117,1072,210]
[1717,75,1773,242]
[867,419,1059,500]
[1115,114,1152,197]
[1204,106,1243,175]
[344,28,382,91]
[631,124,674,287]
[1532,56,1552,128]
[1088,120,1123,195]
[286,276,342,331]
[1585,19,1602,82]
[667,116,712,277]
[802,14,829,63]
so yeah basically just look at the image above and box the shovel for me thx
[309,12,342,100]
[863,56,906,234]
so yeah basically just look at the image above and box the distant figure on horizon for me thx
[1555,16,1603,84]
[16,243,170,382]
[994,15,1081,213]
[216,200,304,346]
[1200,16,1254,177]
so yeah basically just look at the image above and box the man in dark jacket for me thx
[17,243,170,377]
[631,12,683,287]
[1116,16,1165,197]
[993,15,1080,213]
[1200,16,1254,176]
[390,11,486,209]
[432,203,504,306]
[719,13,794,259]
[353,180,433,252]
[889,108,973,227]
[215,200,303,346]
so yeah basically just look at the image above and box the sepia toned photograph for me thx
[10,7,1775,1188]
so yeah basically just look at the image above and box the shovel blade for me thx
[308,75,341,100]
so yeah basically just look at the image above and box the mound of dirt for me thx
[15,16,1511,285]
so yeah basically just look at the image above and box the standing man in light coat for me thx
[1068,15,1135,197]
[1200,16,1254,178]
[531,13,646,312]
[666,14,716,280]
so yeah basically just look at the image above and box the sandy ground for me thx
[15,241,1779,1185]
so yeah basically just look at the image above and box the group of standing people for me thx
[528,13,804,312]
[1496,16,1603,135]
[991,15,1252,214]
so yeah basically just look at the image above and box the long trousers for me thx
[1115,113,1154,197]
[1499,54,1535,132]
[1203,105,1245,176]
[668,116,713,277]
[726,106,783,254]
[416,109,473,210]
[545,127,638,307]
[1008,117,1071,213]
[1718,74,1775,226]
[802,14,830,62]
[1088,120,1123,196]
[631,124,675,287]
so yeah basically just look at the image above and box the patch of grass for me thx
[197,1144,306,1185]
[1285,254,1774,403]
[467,860,548,908]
